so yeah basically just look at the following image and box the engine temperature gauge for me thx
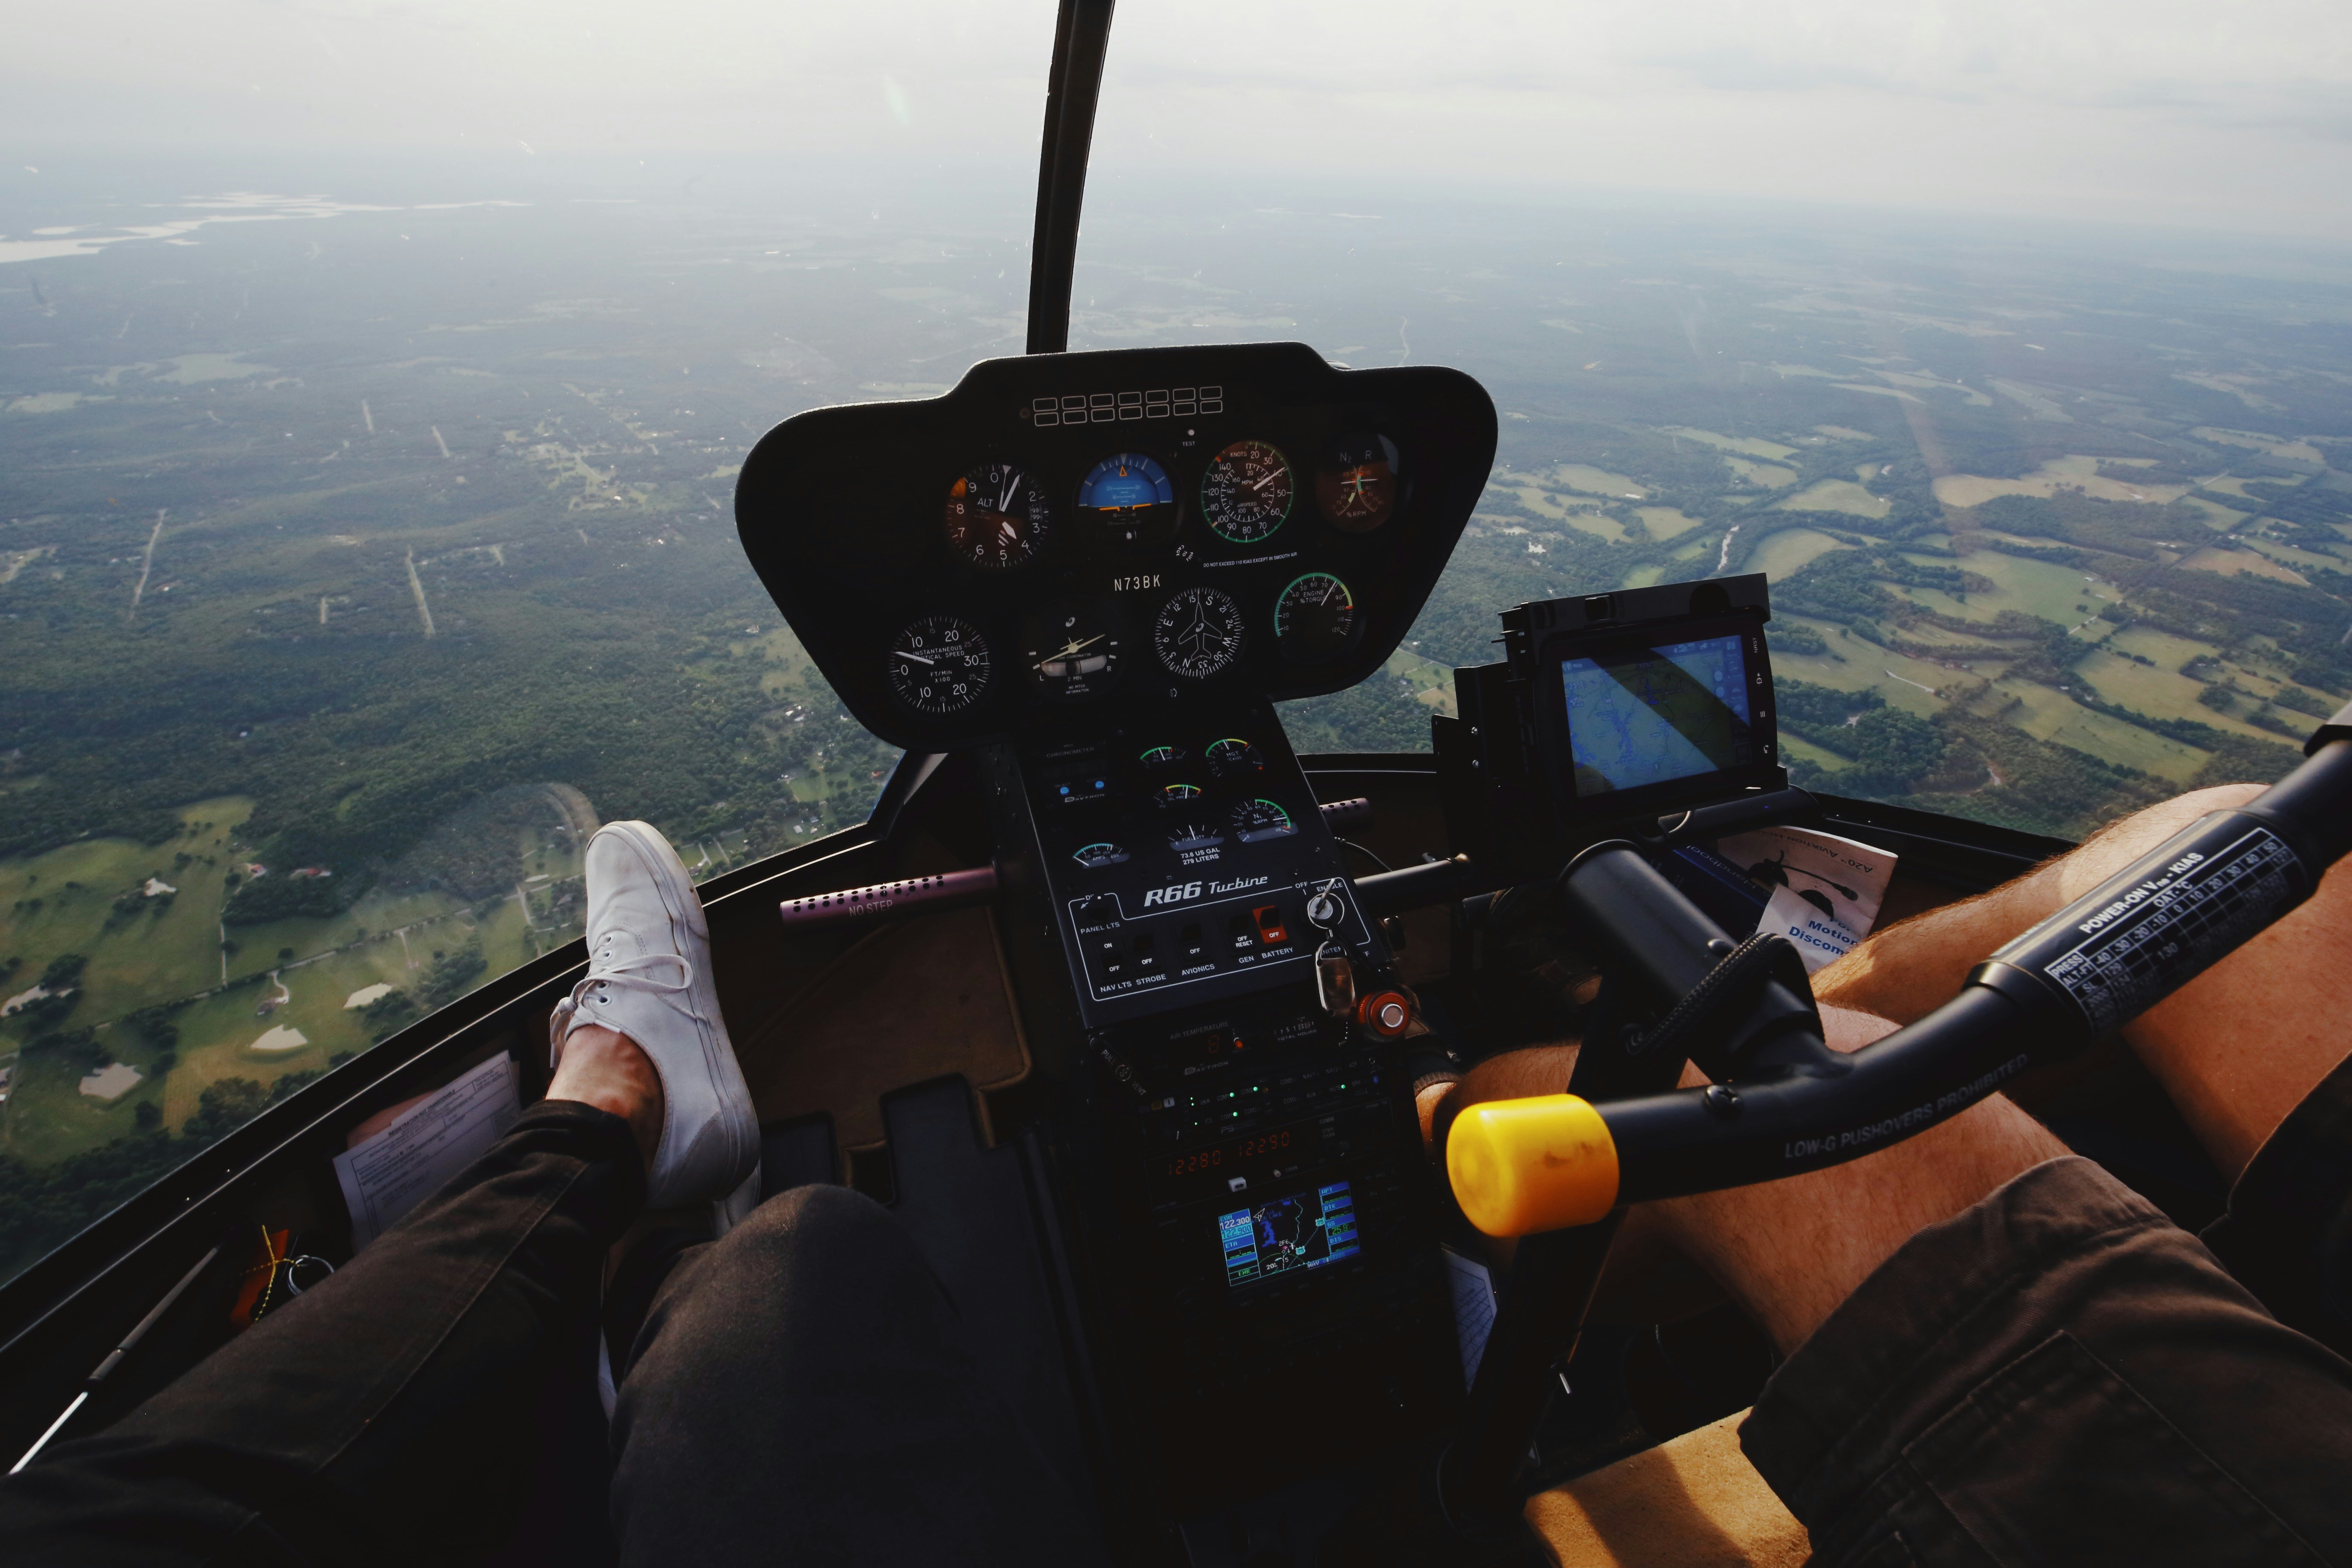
[1273,572,1357,665]
[1230,799,1297,843]
[1200,439,1294,543]
[1156,782,1205,810]
[943,461,1049,568]
[885,616,992,715]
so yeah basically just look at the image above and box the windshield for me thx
[0,5,1059,1286]
[6,2,2350,1292]
[1075,3,2352,815]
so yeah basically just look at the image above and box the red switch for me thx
[1251,904,1289,944]
[1357,990,1413,1037]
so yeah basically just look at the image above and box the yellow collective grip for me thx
[1446,1094,1620,1237]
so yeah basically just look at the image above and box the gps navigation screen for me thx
[1561,634,1755,798]
[1220,1181,1361,1287]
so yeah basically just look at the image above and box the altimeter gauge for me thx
[1273,572,1357,665]
[943,461,1050,568]
[1200,439,1294,543]
[1023,598,1125,702]
[1315,430,1400,531]
[885,615,992,715]
[1152,586,1246,679]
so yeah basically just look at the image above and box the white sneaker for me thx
[551,821,760,1212]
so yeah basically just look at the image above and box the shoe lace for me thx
[549,937,695,1064]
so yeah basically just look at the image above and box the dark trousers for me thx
[0,1102,1104,1567]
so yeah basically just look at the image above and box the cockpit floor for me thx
[732,907,1032,1174]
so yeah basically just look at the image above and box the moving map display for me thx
[1562,634,1756,798]
[1220,1181,1361,1287]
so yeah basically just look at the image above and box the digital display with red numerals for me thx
[1164,1123,1310,1183]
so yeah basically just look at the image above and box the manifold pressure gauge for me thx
[885,615,992,714]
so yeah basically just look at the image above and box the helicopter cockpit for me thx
[6,3,2352,1565]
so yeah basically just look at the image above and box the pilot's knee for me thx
[729,1182,920,1283]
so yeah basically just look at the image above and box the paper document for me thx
[1444,1246,1501,1390]
[1715,826,1899,973]
[334,1055,521,1250]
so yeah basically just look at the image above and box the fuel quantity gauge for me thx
[943,462,1050,568]
[1167,822,1225,854]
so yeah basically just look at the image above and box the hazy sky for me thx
[7,0,2352,240]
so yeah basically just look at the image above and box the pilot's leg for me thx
[1811,779,2352,1351]
[0,1037,652,1567]
[1647,1053,2352,1567]
[604,1182,1105,1567]
[0,819,747,1567]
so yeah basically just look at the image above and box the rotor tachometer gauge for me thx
[1168,821,1225,854]
[1316,431,1400,531]
[1229,799,1296,843]
[1077,452,1177,548]
[1153,586,1246,679]
[1072,842,1130,869]
[1200,439,1294,544]
[1273,572,1358,665]
[943,461,1050,568]
[1157,782,1205,810]
[1022,598,1125,703]
[1204,737,1262,778]
[885,615,992,715]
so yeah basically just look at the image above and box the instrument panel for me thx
[734,343,1498,751]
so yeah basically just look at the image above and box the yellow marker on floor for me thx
[1447,1094,1619,1237]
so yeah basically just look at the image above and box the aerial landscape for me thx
[2,156,2349,1281]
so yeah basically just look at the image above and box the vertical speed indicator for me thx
[885,615,992,715]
